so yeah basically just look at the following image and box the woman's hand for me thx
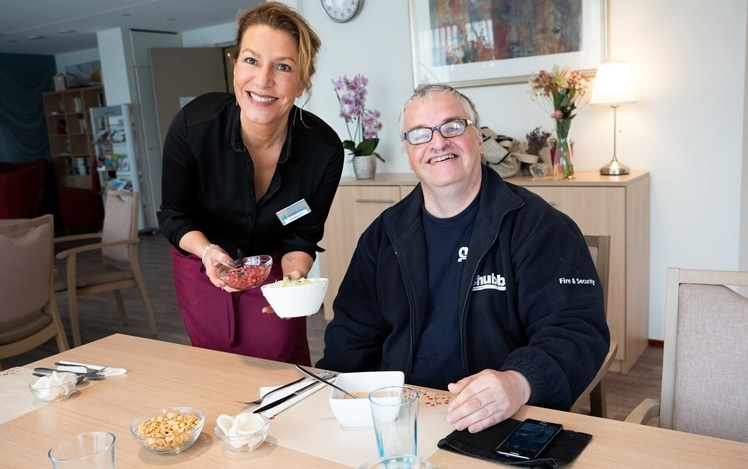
[201,243,237,291]
[260,271,306,315]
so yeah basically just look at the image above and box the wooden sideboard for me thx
[319,174,417,314]
[319,171,650,373]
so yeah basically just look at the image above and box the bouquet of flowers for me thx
[529,65,588,178]
[332,74,384,162]
[529,65,588,139]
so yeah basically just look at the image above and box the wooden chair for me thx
[570,234,618,418]
[0,215,69,368]
[54,191,158,347]
[625,268,748,442]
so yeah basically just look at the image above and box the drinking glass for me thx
[369,385,418,458]
[48,431,115,468]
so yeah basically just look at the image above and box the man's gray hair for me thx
[398,84,481,138]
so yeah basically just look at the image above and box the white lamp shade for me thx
[590,62,637,105]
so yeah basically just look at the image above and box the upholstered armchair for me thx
[57,156,104,234]
[625,268,748,443]
[0,159,48,219]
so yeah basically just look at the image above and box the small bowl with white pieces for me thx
[328,371,405,427]
[28,371,78,402]
[215,412,270,457]
[261,277,328,318]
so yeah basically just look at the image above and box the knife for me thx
[252,381,321,414]
[295,364,358,399]
[33,367,105,380]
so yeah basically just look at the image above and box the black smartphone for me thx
[495,418,563,460]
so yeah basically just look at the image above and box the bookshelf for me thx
[42,86,105,189]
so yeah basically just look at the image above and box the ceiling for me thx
[0,0,263,56]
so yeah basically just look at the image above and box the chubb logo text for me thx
[472,273,507,291]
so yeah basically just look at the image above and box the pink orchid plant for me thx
[332,74,384,162]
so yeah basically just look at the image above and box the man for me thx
[317,85,609,433]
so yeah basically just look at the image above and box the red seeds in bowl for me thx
[217,255,272,290]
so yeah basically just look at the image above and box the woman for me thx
[158,2,344,365]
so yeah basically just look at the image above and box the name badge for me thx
[276,199,312,226]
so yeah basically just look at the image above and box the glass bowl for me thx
[130,406,205,455]
[28,371,78,402]
[214,413,270,457]
[217,255,273,290]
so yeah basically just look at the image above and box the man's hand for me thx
[446,369,531,433]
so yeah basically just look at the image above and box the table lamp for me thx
[590,62,637,175]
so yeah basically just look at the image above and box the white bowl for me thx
[328,371,404,427]
[214,413,270,457]
[260,277,328,318]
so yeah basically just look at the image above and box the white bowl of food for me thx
[328,371,405,427]
[260,277,328,318]
[215,412,270,457]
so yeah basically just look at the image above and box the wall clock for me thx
[320,0,363,23]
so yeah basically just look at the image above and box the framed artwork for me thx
[408,0,608,88]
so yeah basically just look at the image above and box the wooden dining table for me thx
[1,334,747,468]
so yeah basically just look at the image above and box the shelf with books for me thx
[42,86,105,190]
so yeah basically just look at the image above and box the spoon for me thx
[295,365,358,399]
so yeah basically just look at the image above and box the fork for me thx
[236,370,337,407]
[55,362,109,374]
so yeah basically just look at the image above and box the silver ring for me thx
[221,286,226,291]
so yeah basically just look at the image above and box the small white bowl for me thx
[328,371,404,427]
[28,372,78,402]
[260,277,328,318]
[214,413,270,457]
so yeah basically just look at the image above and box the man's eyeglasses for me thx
[402,119,474,145]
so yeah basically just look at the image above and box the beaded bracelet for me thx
[201,243,217,264]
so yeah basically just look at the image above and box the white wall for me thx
[59,0,748,341]
[55,48,100,74]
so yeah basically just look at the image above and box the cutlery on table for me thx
[252,380,322,414]
[236,370,337,407]
[33,367,105,380]
[55,362,109,374]
[296,364,358,399]
[236,376,306,406]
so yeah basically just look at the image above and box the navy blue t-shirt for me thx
[409,195,479,390]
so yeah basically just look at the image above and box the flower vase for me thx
[554,120,575,179]
[352,154,377,180]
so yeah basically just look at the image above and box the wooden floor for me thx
[4,232,662,422]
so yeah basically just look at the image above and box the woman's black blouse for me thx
[158,92,345,261]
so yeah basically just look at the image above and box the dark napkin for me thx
[437,418,592,469]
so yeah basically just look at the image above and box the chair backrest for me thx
[0,215,54,322]
[102,190,139,262]
[662,268,748,442]
[584,234,611,314]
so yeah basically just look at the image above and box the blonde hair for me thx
[233,2,321,96]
